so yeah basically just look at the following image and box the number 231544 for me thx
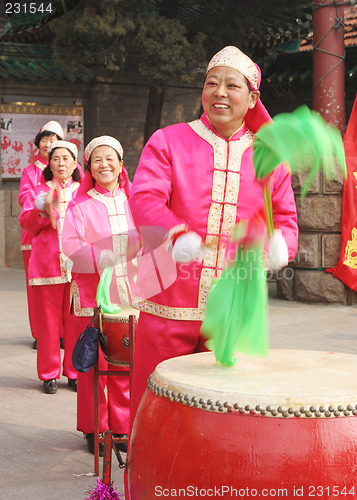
[5,3,53,14]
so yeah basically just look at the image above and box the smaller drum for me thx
[99,307,139,366]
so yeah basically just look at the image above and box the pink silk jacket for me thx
[18,154,48,250]
[129,113,298,322]
[19,179,80,285]
[61,183,140,317]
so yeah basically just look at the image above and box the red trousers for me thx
[126,312,208,499]
[130,312,208,430]
[32,282,77,380]
[22,250,37,339]
[72,315,130,434]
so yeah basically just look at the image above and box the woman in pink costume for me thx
[62,136,139,455]
[19,141,81,394]
[128,46,299,428]
[18,121,64,347]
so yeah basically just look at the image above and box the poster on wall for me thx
[0,103,84,179]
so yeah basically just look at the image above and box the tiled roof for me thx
[1,11,54,38]
[0,43,94,82]
[262,53,357,88]
[0,1,92,81]
[0,0,79,43]
[256,7,357,88]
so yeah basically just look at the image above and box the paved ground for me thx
[1,267,357,499]
[0,267,125,500]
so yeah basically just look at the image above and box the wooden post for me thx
[313,0,346,131]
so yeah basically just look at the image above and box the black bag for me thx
[72,308,101,373]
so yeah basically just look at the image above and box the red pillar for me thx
[313,0,345,131]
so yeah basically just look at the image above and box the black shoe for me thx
[114,433,128,453]
[85,433,104,457]
[68,379,77,392]
[60,338,64,349]
[43,379,57,394]
[32,339,37,350]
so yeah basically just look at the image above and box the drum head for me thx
[102,307,139,322]
[151,350,357,417]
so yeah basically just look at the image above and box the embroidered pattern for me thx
[35,159,46,171]
[190,120,253,314]
[133,120,253,321]
[70,281,95,317]
[132,297,202,321]
[56,180,80,283]
[29,275,70,286]
[87,188,131,304]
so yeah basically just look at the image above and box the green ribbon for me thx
[96,267,122,314]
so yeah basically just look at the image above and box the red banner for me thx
[331,94,357,290]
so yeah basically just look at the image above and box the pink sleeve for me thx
[61,201,97,274]
[18,168,33,207]
[129,130,188,247]
[124,198,142,259]
[19,187,53,235]
[271,165,299,261]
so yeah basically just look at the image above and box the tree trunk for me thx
[143,84,166,146]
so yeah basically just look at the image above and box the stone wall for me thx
[277,168,357,304]
[0,73,202,267]
[0,190,5,267]
[4,189,22,266]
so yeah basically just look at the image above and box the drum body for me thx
[128,350,357,500]
[99,308,139,366]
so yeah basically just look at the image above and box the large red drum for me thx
[99,308,139,366]
[128,350,357,500]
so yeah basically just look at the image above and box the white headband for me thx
[49,140,78,160]
[40,120,64,139]
[84,135,124,162]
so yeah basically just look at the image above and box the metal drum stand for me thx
[93,313,136,484]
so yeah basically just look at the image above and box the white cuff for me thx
[172,232,203,263]
[266,229,289,271]
[34,191,47,211]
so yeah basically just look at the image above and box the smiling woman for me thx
[18,140,81,394]
[61,135,140,457]
[88,144,123,192]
